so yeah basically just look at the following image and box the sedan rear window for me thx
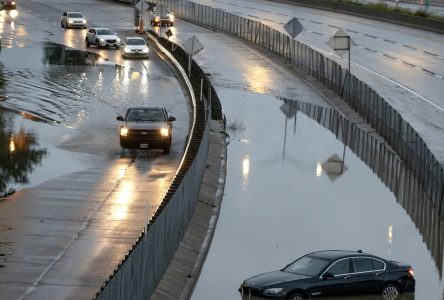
[283,256,330,276]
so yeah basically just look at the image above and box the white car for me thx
[85,28,121,49]
[61,11,87,29]
[121,37,149,59]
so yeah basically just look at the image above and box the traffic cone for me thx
[137,19,146,34]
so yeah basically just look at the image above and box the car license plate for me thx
[140,143,148,149]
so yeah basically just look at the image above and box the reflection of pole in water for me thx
[283,115,288,160]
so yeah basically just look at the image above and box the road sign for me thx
[165,29,173,38]
[284,17,303,39]
[135,0,145,12]
[183,36,204,56]
[327,29,354,57]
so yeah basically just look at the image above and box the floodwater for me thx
[191,88,444,300]
[0,41,184,197]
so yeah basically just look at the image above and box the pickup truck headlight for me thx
[160,128,169,137]
[120,127,128,137]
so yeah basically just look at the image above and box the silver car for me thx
[85,28,121,49]
[61,11,87,29]
[121,37,149,59]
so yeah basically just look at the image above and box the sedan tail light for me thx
[408,267,414,277]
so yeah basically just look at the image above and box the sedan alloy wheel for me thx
[382,284,400,300]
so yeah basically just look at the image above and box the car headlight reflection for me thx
[120,127,128,137]
[262,288,283,296]
[160,128,169,137]
[154,16,160,22]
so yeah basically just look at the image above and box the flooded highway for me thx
[191,89,444,300]
[0,40,189,197]
[1,0,443,299]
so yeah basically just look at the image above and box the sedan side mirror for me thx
[117,116,124,121]
[323,272,335,280]
[168,116,176,122]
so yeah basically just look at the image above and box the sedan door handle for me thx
[376,272,383,276]
[344,276,351,279]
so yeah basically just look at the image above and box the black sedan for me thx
[239,250,415,300]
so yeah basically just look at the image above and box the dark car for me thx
[239,250,415,300]
[117,106,175,153]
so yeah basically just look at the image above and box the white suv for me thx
[85,28,121,49]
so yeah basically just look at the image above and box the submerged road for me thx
[0,0,191,299]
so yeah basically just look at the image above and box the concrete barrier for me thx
[282,0,444,33]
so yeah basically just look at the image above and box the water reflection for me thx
[0,110,47,197]
[278,97,444,276]
[42,42,98,66]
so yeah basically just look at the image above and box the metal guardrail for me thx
[154,0,444,219]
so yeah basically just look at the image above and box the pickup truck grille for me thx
[128,129,160,140]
